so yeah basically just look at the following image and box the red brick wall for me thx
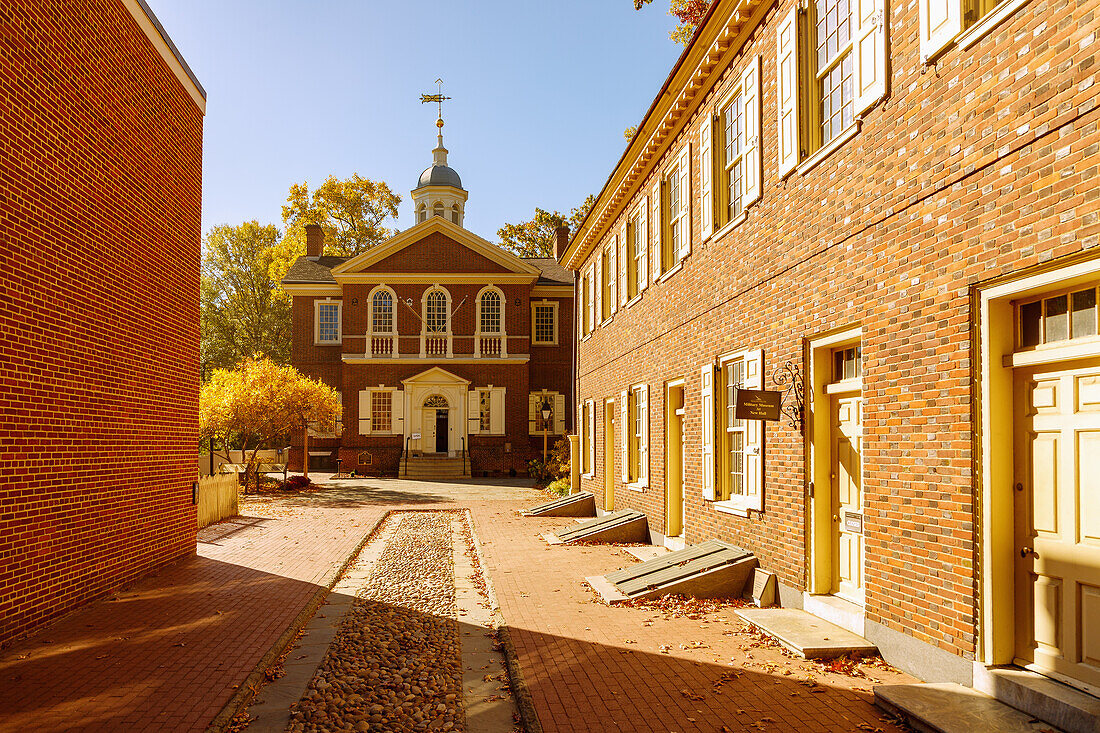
[0,1,204,644]
[574,0,1100,662]
[367,232,511,273]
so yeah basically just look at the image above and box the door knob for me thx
[832,514,839,522]
[1020,547,1037,558]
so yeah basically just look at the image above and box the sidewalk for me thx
[470,504,918,733]
[0,486,387,733]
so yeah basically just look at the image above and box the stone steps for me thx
[975,667,1100,733]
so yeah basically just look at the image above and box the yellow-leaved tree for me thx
[200,358,341,488]
[282,174,401,258]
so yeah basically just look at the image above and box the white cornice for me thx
[123,0,206,113]
[333,273,539,284]
[282,284,342,296]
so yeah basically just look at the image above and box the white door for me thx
[832,392,864,604]
[1014,359,1100,691]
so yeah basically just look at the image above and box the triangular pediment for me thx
[332,217,541,278]
[401,366,470,386]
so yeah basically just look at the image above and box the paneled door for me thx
[832,392,864,604]
[1014,359,1100,691]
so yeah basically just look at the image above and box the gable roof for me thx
[523,257,573,286]
[283,255,348,284]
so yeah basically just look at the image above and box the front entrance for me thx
[422,393,450,455]
[831,391,864,604]
[435,409,449,452]
[604,400,615,512]
[1013,358,1100,690]
[666,382,686,538]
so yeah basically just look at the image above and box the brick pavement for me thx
[469,503,919,733]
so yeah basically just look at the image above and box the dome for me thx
[416,164,463,190]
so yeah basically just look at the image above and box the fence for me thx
[197,448,288,476]
[196,473,239,529]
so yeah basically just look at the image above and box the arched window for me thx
[451,204,461,224]
[417,203,427,223]
[433,202,444,218]
[371,289,394,333]
[425,289,448,333]
[479,290,502,334]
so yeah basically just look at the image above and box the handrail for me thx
[461,436,467,477]
[403,435,412,477]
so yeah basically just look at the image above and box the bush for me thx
[528,437,571,488]
[278,475,312,492]
[546,478,571,496]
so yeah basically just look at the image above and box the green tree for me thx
[497,195,596,258]
[282,174,401,258]
[201,221,297,373]
[634,0,711,44]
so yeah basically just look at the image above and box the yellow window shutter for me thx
[467,391,480,436]
[742,55,763,207]
[609,245,617,313]
[776,4,801,178]
[553,393,565,435]
[700,114,713,238]
[391,390,404,435]
[587,399,596,473]
[651,180,662,282]
[638,201,649,290]
[919,0,958,63]
[700,364,716,501]
[854,0,888,116]
[528,393,538,435]
[358,390,370,435]
[490,388,505,435]
[620,390,630,483]
[586,267,595,332]
[639,384,649,488]
[677,143,692,261]
[742,349,764,511]
[595,253,603,323]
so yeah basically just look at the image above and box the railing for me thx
[477,334,504,358]
[422,333,450,357]
[461,437,468,477]
[402,435,411,477]
[371,334,395,357]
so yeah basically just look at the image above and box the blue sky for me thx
[145,0,685,241]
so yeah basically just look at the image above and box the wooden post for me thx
[568,434,580,495]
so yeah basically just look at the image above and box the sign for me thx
[411,432,422,440]
[844,512,864,534]
[733,388,782,421]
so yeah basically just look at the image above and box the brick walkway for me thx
[469,504,918,733]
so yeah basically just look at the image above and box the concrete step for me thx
[735,607,877,660]
[975,667,1100,733]
[875,683,1065,733]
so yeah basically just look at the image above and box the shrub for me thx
[278,475,312,492]
[546,478,571,496]
[528,437,571,488]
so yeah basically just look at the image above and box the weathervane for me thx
[419,78,451,125]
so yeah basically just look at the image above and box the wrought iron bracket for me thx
[772,360,805,433]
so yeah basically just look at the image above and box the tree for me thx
[282,174,401,258]
[201,221,298,373]
[634,0,711,45]
[497,195,596,258]
[623,125,639,141]
[199,358,341,486]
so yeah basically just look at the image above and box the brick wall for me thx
[573,0,1100,662]
[0,1,204,644]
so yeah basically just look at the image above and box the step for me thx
[544,510,648,545]
[523,492,596,518]
[588,539,757,604]
[735,607,877,659]
[975,667,1100,733]
[875,683,1064,733]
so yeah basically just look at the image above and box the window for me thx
[479,290,502,334]
[665,160,686,271]
[315,300,341,344]
[701,350,764,513]
[371,391,392,433]
[451,204,460,224]
[433,202,444,218]
[469,387,505,435]
[657,147,692,276]
[834,345,862,380]
[480,390,492,432]
[1017,285,1099,348]
[310,391,342,437]
[627,209,647,300]
[775,0,886,176]
[920,0,1022,62]
[722,94,745,222]
[532,302,558,345]
[426,289,448,333]
[580,400,593,476]
[721,358,747,501]
[620,385,649,487]
[581,267,594,337]
[417,204,427,223]
[705,58,761,236]
[529,392,565,435]
[358,389,402,435]
[371,289,394,333]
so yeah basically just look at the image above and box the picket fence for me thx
[197,473,239,528]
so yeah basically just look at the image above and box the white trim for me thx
[343,356,531,365]
[714,500,750,517]
[336,273,538,284]
[1003,337,1100,368]
[957,0,1031,50]
[368,285,398,336]
[531,300,560,346]
[657,261,684,284]
[282,284,342,297]
[824,377,863,394]
[796,122,862,177]
[122,0,206,112]
[625,293,644,310]
[314,299,343,346]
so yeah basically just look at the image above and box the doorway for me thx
[435,409,449,453]
[666,382,686,539]
[604,399,615,512]
[831,390,863,604]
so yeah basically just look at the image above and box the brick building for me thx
[283,121,574,478]
[563,0,1100,699]
[0,1,205,644]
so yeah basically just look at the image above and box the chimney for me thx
[305,224,324,258]
[553,225,570,262]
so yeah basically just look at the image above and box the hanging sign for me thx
[733,388,782,421]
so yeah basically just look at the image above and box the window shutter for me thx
[358,390,371,435]
[620,390,630,483]
[638,202,649,289]
[700,118,713,238]
[528,394,538,435]
[490,389,505,435]
[587,399,596,473]
[919,0,958,63]
[554,393,566,435]
[618,227,628,305]
[392,390,404,435]
[586,268,595,333]
[777,4,801,178]
[742,55,763,208]
[639,385,649,488]
[595,254,603,324]
[700,364,716,501]
[609,245,617,313]
[578,401,585,467]
[677,144,692,261]
[468,391,480,435]
[742,349,764,511]
[854,0,888,116]
[651,180,662,282]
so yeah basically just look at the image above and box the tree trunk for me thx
[302,429,309,480]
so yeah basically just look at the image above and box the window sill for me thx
[707,211,748,244]
[1004,337,1100,368]
[824,377,862,395]
[600,315,614,327]
[796,122,861,177]
[957,0,1031,51]
[625,294,643,310]
[627,481,647,492]
[582,471,595,479]
[713,499,759,517]
[532,340,558,347]
[315,340,343,347]
[657,262,684,284]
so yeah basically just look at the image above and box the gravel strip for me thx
[287,511,465,733]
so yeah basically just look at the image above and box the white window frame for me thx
[661,145,692,273]
[531,300,559,346]
[627,205,648,302]
[358,387,402,436]
[314,299,342,345]
[468,386,505,436]
[712,349,764,516]
[623,383,649,491]
[580,398,595,478]
[706,56,762,240]
[368,286,397,336]
[921,0,1029,64]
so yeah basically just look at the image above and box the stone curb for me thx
[204,509,395,733]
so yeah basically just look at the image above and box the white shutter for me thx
[777,5,800,178]
[742,55,763,208]
[700,364,716,501]
[854,0,888,116]
[358,390,371,435]
[490,388,505,435]
[638,202,649,289]
[620,390,630,482]
[587,399,596,474]
[618,226,628,305]
[919,0,959,63]
[468,391,480,435]
[700,114,714,239]
[639,385,649,488]
[742,349,764,511]
[677,143,692,261]
[586,268,595,333]
[595,254,603,324]
[392,390,405,435]
[528,394,538,435]
[554,393,566,435]
[578,401,585,470]
[651,180,662,282]
[609,245,618,313]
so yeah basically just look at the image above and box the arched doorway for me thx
[424,394,449,453]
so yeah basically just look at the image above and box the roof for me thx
[416,164,463,190]
[523,257,573,286]
[282,255,348,284]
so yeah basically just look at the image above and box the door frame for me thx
[604,398,615,512]
[665,379,686,538]
[976,252,1100,671]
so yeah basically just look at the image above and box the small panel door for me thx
[436,410,448,453]
[604,401,615,512]
[666,385,686,537]
[832,393,864,604]
[1014,360,1100,691]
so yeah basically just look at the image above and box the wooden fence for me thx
[197,473,239,529]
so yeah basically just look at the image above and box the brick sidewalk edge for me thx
[204,510,395,733]
[466,509,543,733]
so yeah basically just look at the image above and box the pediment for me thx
[401,366,470,386]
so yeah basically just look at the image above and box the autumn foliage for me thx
[634,0,711,44]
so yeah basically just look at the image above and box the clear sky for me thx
[144,0,685,241]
